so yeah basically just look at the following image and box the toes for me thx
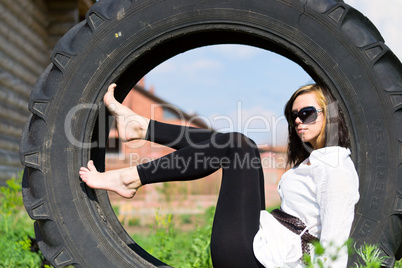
[87,160,97,172]
[79,169,88,180]
[104,83,117,105]
[79,167,89,173]
[108,83,117,93]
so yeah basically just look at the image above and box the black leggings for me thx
[137,120,265,268]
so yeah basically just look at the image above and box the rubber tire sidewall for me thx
[21,0,401,267]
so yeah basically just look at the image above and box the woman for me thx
[79,83,359,267]
[254,84,359,267]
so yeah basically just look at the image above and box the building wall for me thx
[0,0,93,184]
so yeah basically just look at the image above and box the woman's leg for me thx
[80,83,147,197]
[145,119,218,150]
[137,131,265,268]
[80,85,265,267]
[103,83,150,142]
[79,84,219,197]
[211,138,265,268]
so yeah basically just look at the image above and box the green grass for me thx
[1,176,401,268]
[0,175,49,267]
[133,205,402,268]
[133,207,215,268]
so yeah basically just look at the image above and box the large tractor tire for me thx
[19,0,402,267]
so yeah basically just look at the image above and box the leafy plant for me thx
[0,175,50,267]
[184,206,214,268]
[153,210,177,262]
[302,240,351,268]
[302,238,399,268]
[354,243,390,268]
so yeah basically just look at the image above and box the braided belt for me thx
[270,209,319,256]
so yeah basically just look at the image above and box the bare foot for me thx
[79,160,142,199]
[104,83,150,142]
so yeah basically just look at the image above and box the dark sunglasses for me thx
[291,106,322,125]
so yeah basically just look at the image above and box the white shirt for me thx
[254,146,359,267]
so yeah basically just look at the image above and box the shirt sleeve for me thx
[317,167,359,267]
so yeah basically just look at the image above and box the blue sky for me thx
[143,0,402,146]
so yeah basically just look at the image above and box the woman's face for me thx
[291,92,324,147]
